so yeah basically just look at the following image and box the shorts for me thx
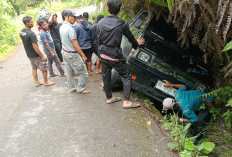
[29,57,47,72]
[82,48,93,63]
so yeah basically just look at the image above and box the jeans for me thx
[192,108,210,136]
[101,58,131,100]
[62,51,88,92]
[47,54,64,75]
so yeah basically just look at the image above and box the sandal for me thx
[107,97,121,104]
[123,102,140,109]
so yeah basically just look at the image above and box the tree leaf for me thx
[199,142,215,154]
[184,139,194,151]
[222,40,232,52]
[168,142,180,149]
[184,123,191,132]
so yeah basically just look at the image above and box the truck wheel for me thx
[111,69,120,87]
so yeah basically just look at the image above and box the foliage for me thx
[163,113,215,157]
[207,86,232,129]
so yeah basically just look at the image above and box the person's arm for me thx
[32,43,47,62]
[123,23,145,49]
[44,42,55,57]
[71,39,87,62]
[163,80,187,89]
[178,117,191,123]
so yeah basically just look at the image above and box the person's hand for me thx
[51,53,55,57]
[42,55,47,62]
[137,38,145,46]
[202,97,214,108]
[162,80,172,87]
[81,55,87,63]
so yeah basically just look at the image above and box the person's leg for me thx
[83,49,93,73]
[30,58,43,86]
[101,59,114,101]
[53,54,65,76]
[36,57,54,86]
[55,42,63,63]
[70,54,89,93]
[112,60,139,108]
[63,53,77,92]
[47,55,54,76]
[193,108,210,142]
[96,58,101,74]
[32,69,44,86]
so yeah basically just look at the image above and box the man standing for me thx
[92,15,104,74]
[38,18,65,77]
[83,12,92,25]
[59,10,90,94]
[74,14,94,73]
[48,13,64,64]
[97,0,145,108]
[162,80,214,137]
[20,16,54,87]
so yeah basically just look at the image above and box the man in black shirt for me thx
[97,0,145,108]
[20,16,54,86]
[48,13,64,64]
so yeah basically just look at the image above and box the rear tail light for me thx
[131,75,137,80]
[130,51,134,55]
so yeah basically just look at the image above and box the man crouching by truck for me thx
[162,80,214,141]
[97,0,145,108]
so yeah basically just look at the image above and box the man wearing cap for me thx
[162,80,214,136]
[59,9,90,94]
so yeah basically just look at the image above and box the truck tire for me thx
[111,68,120,87]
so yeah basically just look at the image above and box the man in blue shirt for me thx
[38,18,65,77]
[162,80,214,136]
[74,15,94,73]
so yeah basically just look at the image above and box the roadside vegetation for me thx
[0,0,91,60]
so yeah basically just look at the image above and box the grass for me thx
[203,120,232,156]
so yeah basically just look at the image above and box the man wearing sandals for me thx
[20,16,54,87]
[97,0,145,108]
[59,10,90,94]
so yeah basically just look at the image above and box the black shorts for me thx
[82,48,93,63]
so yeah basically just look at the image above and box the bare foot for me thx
[44,81,55,86]
[61,74,66,77]
[80,89,90,94]
[35,82,44,87]
[61,62,65,65]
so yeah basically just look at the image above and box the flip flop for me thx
[80,90,90,94]
[50,74,59,77]
[123,102,140,109]
[107,97,121,104]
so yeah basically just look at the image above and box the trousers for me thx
[101,58,131,100]
[62,51,88,92]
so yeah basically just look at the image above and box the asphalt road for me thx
[0,6,176,157]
